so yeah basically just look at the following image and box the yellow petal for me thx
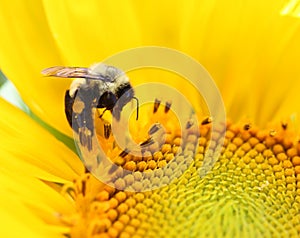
[42,0,141,65]
[0,170,72,238]
[126,0,184,47]
[1,0,299,130]
[180,0,300,125]
[0,98,84,182]
[0,0,71,135]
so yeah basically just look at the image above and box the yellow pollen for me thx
[62,102,300,237]
[72,99,85,114]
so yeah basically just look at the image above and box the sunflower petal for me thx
[180,0,300,125]
[0,0,71,134]
[42,0,141,65]
[0,98,84,182]
[0,170,73,238]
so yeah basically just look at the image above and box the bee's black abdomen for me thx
[64,90,75,129]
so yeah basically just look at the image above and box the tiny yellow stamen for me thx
[60,102,300,237]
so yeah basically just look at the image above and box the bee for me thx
[42,63,138,151]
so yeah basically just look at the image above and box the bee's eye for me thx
[97,91,117,110]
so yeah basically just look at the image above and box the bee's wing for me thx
[42,66,102,80]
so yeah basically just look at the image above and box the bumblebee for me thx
[42,63,138,151]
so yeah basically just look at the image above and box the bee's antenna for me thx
[133,96,139,120]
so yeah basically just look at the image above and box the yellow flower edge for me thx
[0,98,86,237]
[0,98,84,182]
[0,170,74,238]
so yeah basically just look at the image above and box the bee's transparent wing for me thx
[42,66,105,80]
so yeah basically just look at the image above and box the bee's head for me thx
[96,82,137,121]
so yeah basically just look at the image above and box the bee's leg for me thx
[95,109,112,139]
[103,123,112,139]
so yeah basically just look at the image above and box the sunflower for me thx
[1,0,300,237]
